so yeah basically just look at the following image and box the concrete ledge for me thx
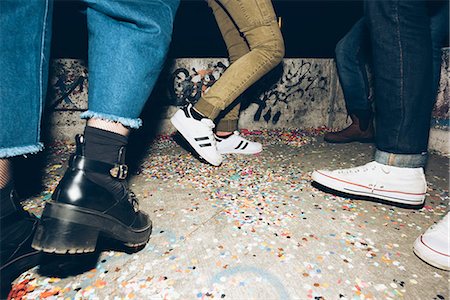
[46,52,449,155]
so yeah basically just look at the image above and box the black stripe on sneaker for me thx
[241,142,249,150]
[199,143,212,147]
[235,141,244,149]
[183,105,191,118]
[195,137,210,141]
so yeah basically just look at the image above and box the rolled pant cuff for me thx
[375,149,428,168]
[81,111,142,129]
[0,143,44,158]
[194,98,222,120]
[216,119,239,132]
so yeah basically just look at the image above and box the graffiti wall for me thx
[47,49,449,138]
[165,58,334,129]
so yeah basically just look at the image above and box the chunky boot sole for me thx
[32,202,152,254]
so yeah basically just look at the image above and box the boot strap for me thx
[70,155,128,180]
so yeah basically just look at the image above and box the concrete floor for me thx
[9,130,449,299]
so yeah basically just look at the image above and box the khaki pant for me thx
[194,0,285,132]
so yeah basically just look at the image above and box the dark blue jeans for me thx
[336,1,448,115]
[0,0,180,158]
[365,0,433,168]
[335,18,371,113]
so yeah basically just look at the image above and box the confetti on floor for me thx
[10,129,449,300]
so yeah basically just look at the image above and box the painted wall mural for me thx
[170,61,228,106]
[250,59,329,125]
[48,50,449,130]
[165,58,331,128]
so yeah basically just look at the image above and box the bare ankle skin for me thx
[87,118,130,137]
[216,131,233,137]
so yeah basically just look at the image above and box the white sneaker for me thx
[413,213,450,271]
[216,131,262,155]
[170,104,223,166]
[311,161,427,205]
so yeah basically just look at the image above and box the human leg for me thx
[194,0,284,119]
[32,0,180,254]
[0,0,53,294]
[209,0,247,136]
[412,3,449,269]
[429,0,449,99]
[313,0,432,206]
[209,0,262,154]
[171,0,283,163]
[335,18,371,113]
[325,18,374,143]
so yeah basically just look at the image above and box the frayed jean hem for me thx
[80,111,142,129]
[375,149,428,168]
[0,143,44,158]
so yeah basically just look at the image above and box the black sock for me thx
[83,126,129,199]
[84,126,128,164]
[189,105,206,121]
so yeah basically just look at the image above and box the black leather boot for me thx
[1,184,41,297]
[32,135,152,254]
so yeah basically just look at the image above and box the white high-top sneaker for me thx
[413,212,450,271]
[216,131,262,155]
[311,161,427,205]
[170,104,223,166]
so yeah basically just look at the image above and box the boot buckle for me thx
[110,164,128,179]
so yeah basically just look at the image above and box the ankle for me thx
[84,126,128,165]
[216,131,233,139]
[87,118,130,136]
[190,105,207,121]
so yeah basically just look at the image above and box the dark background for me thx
[51,0,364,59]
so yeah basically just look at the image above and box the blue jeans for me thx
[365,0,433,168]
[335,18,371,113]
[0,0,179,158]
[336,1,448,114]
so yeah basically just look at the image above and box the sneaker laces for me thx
[336,162,378,174]
[200,119,217,146]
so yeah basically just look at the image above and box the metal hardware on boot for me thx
[31,135,152,254]
[110,164,128,180]
[75,134,85,156]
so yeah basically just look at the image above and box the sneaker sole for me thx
[32,202,152,254]
[171,112,222,166]
[413,236,450,271]
[312,171,425,206]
